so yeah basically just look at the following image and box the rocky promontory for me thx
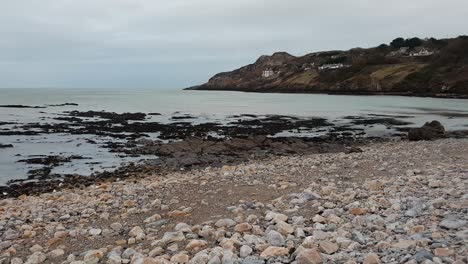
[188,36,468,98]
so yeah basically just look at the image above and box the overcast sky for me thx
[1,0,467,89]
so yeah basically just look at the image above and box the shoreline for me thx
[1,110,418,195]
[1,108,467,198]
[0,138,466,263]
[184,87,468,100]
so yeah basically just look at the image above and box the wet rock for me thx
[408,120,446,141]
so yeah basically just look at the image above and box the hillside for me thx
[187,36,468,98]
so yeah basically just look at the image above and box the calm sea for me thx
[1,88,467,184]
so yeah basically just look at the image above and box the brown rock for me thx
[296,248,323,264]
[185,240,208,252]
[349,208,367,215]
[318,241,339,254]
[234,223,252,233]
[260,246,289,258]
[434,248,454,257]
[367,181,384,191]
[167,210,190,218]
[408,120,446,141]
[363,253,380,264]
[170,253,189,263]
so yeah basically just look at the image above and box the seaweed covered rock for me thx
[408,120,446,141]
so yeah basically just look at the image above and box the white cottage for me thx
[262,69,275,78]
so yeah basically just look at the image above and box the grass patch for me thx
[286,70,319,84]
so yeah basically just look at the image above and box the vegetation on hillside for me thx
[188,36,468,98]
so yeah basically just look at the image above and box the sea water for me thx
[1,88,467,184]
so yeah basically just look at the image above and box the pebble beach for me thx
[0,138,467,264]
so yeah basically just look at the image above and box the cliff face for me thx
[187,37,468,98]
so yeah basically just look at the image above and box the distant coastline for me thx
[187,36,468,99]
[186,86,468,99]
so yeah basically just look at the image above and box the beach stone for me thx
[413,250,434,262]
[89,228,102,236]
[129,226,145,238]
[295,248,323,264]
[434,248,454,257]
[276,221,294,235]
[214,219,236,228]
[49,249,65,258]
[25,252,46,264]
[174,223,191,232]
[363,253,380,264]
[265,212,288,222]
[240,245,253,258]
[83,250,104,263]
[29,245,43,253]
[312,215,326,223]
[266,230,285,246]
[54,231,68,239]
[170,253,189,263]
[107,252,121,264]
[222,251,236,263]
[392,239,417,250]
[155,231,185,246]
[144,214,162,223]
[439,216,466,230]
[110,222,123,232]
[10,258,23,264]
[260,246,289,258]
[185,239,208,251]
[146,220,169,229]
[207,256,221,264]
[349,208,367,215]
[190,253,209,264]
[234,223,252,233]
[122,248,138,259]
[367,181,384,191]
[319,241,338,254]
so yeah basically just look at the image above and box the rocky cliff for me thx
[187,36,468,98]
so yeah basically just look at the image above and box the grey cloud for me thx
[0,0,467,88]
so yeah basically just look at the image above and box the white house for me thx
[389,47,410,57]
[262,69,275,78]
[410,48,434,57]
[318,63,346,70]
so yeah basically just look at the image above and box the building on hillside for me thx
[409,48,434,57]
[302,63,316,71]
[318,63,346,70]
[262,69,275,78]
[388,47,410,57]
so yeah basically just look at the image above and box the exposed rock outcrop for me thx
[408,120,446,141]
[188,36,468,98]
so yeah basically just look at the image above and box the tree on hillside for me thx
[390,37,405,48]
[406,37,423,48]
[376,44,389,52]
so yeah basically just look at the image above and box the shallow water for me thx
[1,88,467,184]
